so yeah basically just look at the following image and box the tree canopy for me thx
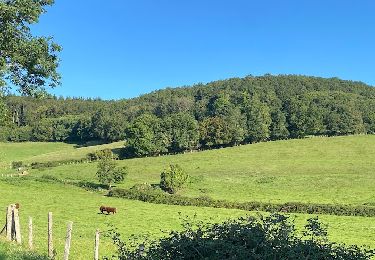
[0,0,61,95]
[1,75,375,158]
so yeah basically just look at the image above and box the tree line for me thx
[1,75,375,157]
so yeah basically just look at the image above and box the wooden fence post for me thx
[13,208,21,244]
[94,229,100,260]
[29,217,33,250]
[48,212,53,258]
[63,221,73,260]
[6,205,12,241]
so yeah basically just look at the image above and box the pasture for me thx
[1,135,375,258]
[28,135,375,205]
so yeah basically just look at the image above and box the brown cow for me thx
[99,205,117,214]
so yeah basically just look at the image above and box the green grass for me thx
[0,179,374,259]
[0,141,124,169]
[0,179,251,259]
[27,135,375,206]
[1,135,375,258]
[0,240,48,260]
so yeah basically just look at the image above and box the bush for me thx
[87,148,118,161]
[104,213,375,259]
[160,164,189,194]
[11,161,23,169]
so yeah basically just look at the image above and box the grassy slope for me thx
[0,180,374,260]
[0,141,124,169]
[0,180,249,259]
[28,135,375,205]
[0,239,48,260]
[1,135,375,258]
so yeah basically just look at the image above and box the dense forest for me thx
[0,74,374,157]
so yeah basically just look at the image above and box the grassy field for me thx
[0,135,374,258]
[26,135,375,206]
[0,141,124,169]
[0,179,374,259]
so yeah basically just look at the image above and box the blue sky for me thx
[33,0,375,100]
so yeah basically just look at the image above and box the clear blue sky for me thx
[33,0,375,100]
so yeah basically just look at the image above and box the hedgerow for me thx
[109,187,375,217]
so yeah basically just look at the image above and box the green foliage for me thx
[0,0,61,95]
[109,187,375,217]
[243,92,272,142]
[125,114,166,157]
[87,148,117,161]
[2,75,375,158]
[105,214,375,259]
[96,157,127,188]
[11,161,23,169]
[163,113,199,152]
[160,164,189,194]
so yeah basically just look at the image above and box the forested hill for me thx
[1,75,375,157]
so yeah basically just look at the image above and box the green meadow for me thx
[1,135,375,258]
[30,135,375,205]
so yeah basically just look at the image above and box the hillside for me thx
[0,135,375,258]
[0,141,124,169]
[25,135,375,206]
[1,75,375,159]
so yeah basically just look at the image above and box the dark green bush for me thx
[11,161,23,169]
[87,148,118,161]
[160,164,189,194]
[104,213,374,259]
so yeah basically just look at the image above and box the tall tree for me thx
[0,0,61,95]
[163,113,199,153]
[243,92,272,142]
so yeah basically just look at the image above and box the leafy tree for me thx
[0,0,61,96]
[96,156,127,190]
[32,118,54,141]
[0,0,61,95]
[199,117,231,148]
[160,164,189,194]
[284,97,309,138]
[243,92,272,142]
[163,113,199,153]
[270,109,289,140]
[125,114,166,157]
[91,109,126,142]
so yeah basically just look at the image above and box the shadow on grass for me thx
[76,181,109,191]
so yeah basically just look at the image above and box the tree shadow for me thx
[76,181,109,191]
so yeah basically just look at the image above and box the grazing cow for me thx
[99,205,117,215]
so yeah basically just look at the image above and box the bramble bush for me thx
[104,213,375,259]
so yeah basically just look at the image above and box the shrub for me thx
[105,213,375,259]
[87,148,118,161]
[160,164,189,194]
[96,157,127,189]
[11,161,23,169]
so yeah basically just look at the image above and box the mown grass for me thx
[27,135,375,206]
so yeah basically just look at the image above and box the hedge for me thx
[109,187,375,217]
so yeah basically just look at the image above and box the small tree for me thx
[160,164,189,194]
[96,158,127,190]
